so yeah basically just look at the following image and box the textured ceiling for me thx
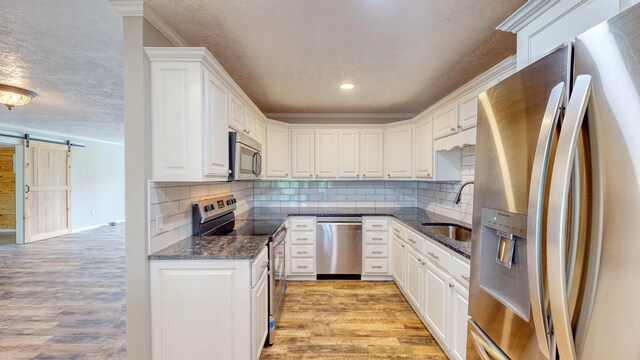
[148,0,525,115]
[0,0,123,142]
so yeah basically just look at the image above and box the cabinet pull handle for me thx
[298,251,308,255]
[285,173,288,177]
[372,224,383,227]
[372,266,383,269]
[298,265,308,269]
[296,225,307,228]
[461,275,470,282]
[421,261,427,265]
[372,251,383,254]
[428,251,439,259]
[387,173,391,177]
[408,237,416,243]
[450,127,456,132]
[400,244,405,249]
[393,228,400,233]
[373,237,383,241]
[297,237,308,240]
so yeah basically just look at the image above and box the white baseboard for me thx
[0,229,16,233]
[72,219,125,233]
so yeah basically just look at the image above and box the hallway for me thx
[0,224,126,359]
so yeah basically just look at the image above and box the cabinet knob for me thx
[450,127,456,132]
[309,174,313,178]
[363,174,366,177]
[449,283,454,288]
[387,174,391,177]
[285,173,288,177]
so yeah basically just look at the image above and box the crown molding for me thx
[266,113,416,121]
[143,3,188,47]
[497,0,563,33]
[109,0,143,17]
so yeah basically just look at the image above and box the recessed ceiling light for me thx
[340,83,354,90]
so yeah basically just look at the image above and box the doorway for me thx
[0,146,16,246]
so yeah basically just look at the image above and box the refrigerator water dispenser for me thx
[479,208,530,322]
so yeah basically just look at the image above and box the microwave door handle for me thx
[252,152,258,175]
[547,75,596,360]
[526,81,565,359]
[257,153,263,176]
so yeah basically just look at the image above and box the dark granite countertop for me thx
[149,207,471,261]
[239,207,472,259]
[148,234,269,260]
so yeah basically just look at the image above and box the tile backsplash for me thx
[148,181,253,253]
[418,145,475,224]
[147,145,476,252]
[254,180,419,208]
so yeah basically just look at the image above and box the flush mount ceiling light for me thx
[0,84,37,110]
[340,83,354,90]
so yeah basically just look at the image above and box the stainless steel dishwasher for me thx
[316,216,362,279]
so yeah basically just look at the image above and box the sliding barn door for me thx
[23,141,71,243]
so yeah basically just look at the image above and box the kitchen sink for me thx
[421,223,472,242]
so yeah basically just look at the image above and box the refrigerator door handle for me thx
[527,82,565,359]
[546,75,592,360]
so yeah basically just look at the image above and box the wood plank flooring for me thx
[0,224,126,359]
[261,281,446,359]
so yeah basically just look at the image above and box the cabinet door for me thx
[405,246,423,311]
[291,129,315,179]
[458,93,478,130]
[424,260,450,343]
[360,129,384,179]
[245,110,258,138]
[391,235,406,289]
[414,117,433,179]
[265,124,289,178]
[150,61,203,181]
[229,93,246,132]
[449,282,469,360]
[252,271,269,360]
[338,130,360,178]
[384,125,413,178]
[203,69,230,179]
[432,102,459,139]
[255,118,265,149]
[315,130,338,178]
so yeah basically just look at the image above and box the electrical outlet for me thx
[156,215,166,233]
[90,209,95,216]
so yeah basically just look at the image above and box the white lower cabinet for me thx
[423,259,450,343]
[389,219,471,360]
[362,217,391,277]
[391,235,406,287]
[287,217,317,279]
[405,246,423,311]
[150,253,269,360]
[449,280,469,360]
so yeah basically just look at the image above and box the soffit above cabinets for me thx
[146,0,526,115]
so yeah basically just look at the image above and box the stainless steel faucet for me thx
[453,181,474,204]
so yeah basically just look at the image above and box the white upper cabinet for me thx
[255,118,265,150]
[315,130,338,179]
[147,48,229,182]
[203,70,231,178]
[384,124,413,179]
[338,130,360,178]
[229,93,246,133]
[360,129,385,179]
[414,117,433,179]
[458,92,478,131]
[245,110,258,138]
[432,102,459,139]
[290,129,315,179]
[265,123,289,178]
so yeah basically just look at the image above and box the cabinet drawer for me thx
[424,239,451,272]
[290,232,315,245]
[290,259,315,274]
[289,218,315,231]
[364,245,388,258]
[363,231,388,245]
[363,218,388,231]
[363,259,388,274]
[406,229,426,254]
[291,245,315,258]
[391,221,407,240]
[251,246,269,288]
[451,256,471,287]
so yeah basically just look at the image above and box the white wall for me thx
[71,139,125,231]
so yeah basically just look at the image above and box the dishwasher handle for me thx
[317,216,362,223]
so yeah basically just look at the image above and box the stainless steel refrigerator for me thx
[468,4,640,359]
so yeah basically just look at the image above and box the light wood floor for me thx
[261,281,446,359]
[0,232,16,246]
[0,224,126,359]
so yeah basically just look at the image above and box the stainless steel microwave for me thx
[229,132,262,181]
